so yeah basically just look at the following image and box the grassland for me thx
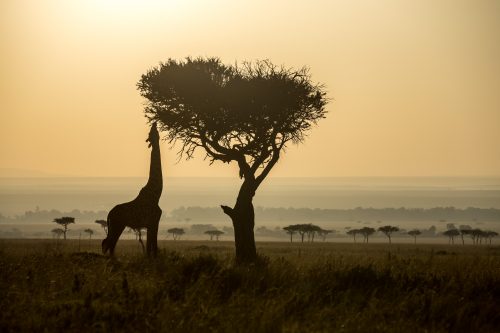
[1,239,499,332]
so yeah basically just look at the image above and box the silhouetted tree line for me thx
[282,224,334,243]
[3,206,499,224]
[343,223,498,245]
[168,206,500,222]
[443,226,498,245]
[1,209,108,223]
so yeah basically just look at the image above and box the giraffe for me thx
[102,122,163,257]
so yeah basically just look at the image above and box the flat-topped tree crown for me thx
[138,57,327,183]
[138,57,328,263]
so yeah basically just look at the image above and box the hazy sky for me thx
[1,0,499,177]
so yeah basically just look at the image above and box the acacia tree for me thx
[359,227,375,243]
[52,228,64,239]
[95,219,108,236]
[378,225,399,244]
[484,230,498,245]
[84,228,94,248]
[317,228,334,242]
[443,229,460,245]
[205,230,224,241]
[408,229,421,244]
[283,225,298,243]
[84,228,94,240]
[458,225,472,245]
[127,227,146,253]
[53,217,75,240]
[295,224,309,243]
[306,224,322,242]
[138,57,327,262]
[167,228,185,240]
[347,229,359,243]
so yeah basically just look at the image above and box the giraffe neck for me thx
[143,142,162,202]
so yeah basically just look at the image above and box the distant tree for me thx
[293,224,309,243]
[84,228,94,248]
[446,223,456,230]
[443,229,460,245]
[53,217,75,240]
[469,228,483,245]
[95,219,108,236]
[378,225,399,244]
[484,230,498,245]
[127,227,146,253]
[289,223,322,243]
[139,57,328,263]
[317,228,334,242]
[307,224,322,242]
[84,228,94,240]
[458,225,472,245]
[51,228,64,239]
[283,225,298,243]
[408,229,421,244]
[347,229,360,243]
[205,230,224,241]
[167,228,185,240]
[359,227,376,243]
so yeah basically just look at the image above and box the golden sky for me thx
[1,0,499,177]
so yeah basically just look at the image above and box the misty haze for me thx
[2,0,500,332]
[1,176,499,242]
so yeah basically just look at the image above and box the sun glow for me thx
[85,0,189,15]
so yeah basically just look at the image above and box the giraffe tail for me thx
[102,215,111,254]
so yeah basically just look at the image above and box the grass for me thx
[0,239,499,332]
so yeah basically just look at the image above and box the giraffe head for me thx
[146,122,160,148]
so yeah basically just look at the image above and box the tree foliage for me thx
[346,229,359,243]
[408,229,421,244]
[443,229,460,244]
[138,57,327,182]
[167,228,185,240]
[95,219,108,236]
[84,228,94,239]
[359,227,376,243]
[53,216,75,240]
[205,230,224,241]
[283,224,328,243]
[51,228,64,239]
[378,225,399,244]
[283,225,297,243]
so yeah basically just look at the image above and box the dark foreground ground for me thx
[1,239,499,332]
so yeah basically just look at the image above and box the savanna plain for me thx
[1,239,498,332]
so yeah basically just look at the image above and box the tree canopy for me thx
[138,57,327,184]
[53,216,75,240]
[167,228,185,240]
[205,230,224,241]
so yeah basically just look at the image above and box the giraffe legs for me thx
[146,207,162,257]
[102,217,125,256]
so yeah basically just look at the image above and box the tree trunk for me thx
[221,180,257,263]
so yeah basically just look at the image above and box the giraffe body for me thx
[102,123,163,256]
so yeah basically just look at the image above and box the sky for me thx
[1,0,499,178]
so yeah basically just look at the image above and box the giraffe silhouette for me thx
[102,122,163,256]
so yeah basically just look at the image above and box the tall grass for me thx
[0,240,499,332]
